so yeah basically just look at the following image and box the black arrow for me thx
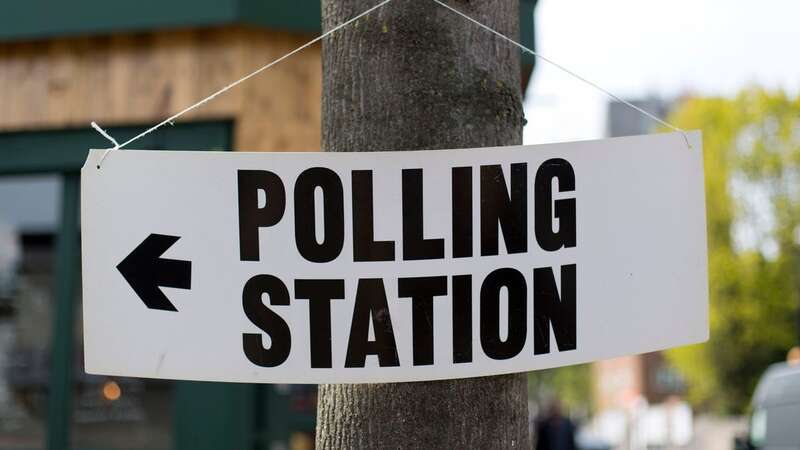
[117,234,192,312]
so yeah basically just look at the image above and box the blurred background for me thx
[0,1,798,449]
[526,2,800,450]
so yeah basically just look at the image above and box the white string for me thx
[91,121,119,148]
[93,0,693,168]
[432,0,693,149]
[93,0,395,168]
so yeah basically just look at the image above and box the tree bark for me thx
[318,0,528,448]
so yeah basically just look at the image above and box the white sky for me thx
[522,0,800,145]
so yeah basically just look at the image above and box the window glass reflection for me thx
[0,175,60,449]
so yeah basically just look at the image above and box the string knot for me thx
[91,121,120,169]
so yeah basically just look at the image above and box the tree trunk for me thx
[317,0,528,448]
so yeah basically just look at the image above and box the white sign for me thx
[81,131,708,384]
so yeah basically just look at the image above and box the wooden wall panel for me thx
[0,27,322,151]
[236,30,323,151]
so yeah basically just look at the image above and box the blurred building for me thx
[0,2,320,450]
[594,353,686,413]
[0,2,538,450]
[590,98,693,450]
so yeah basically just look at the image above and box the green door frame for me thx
[0,121,249,450]
[47,171,80,450]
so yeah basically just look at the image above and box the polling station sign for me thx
[81,131,708,384]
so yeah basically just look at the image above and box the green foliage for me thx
[665,88,800,414]
[528,364,593,416]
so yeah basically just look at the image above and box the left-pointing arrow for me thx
[117,234,192,312]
